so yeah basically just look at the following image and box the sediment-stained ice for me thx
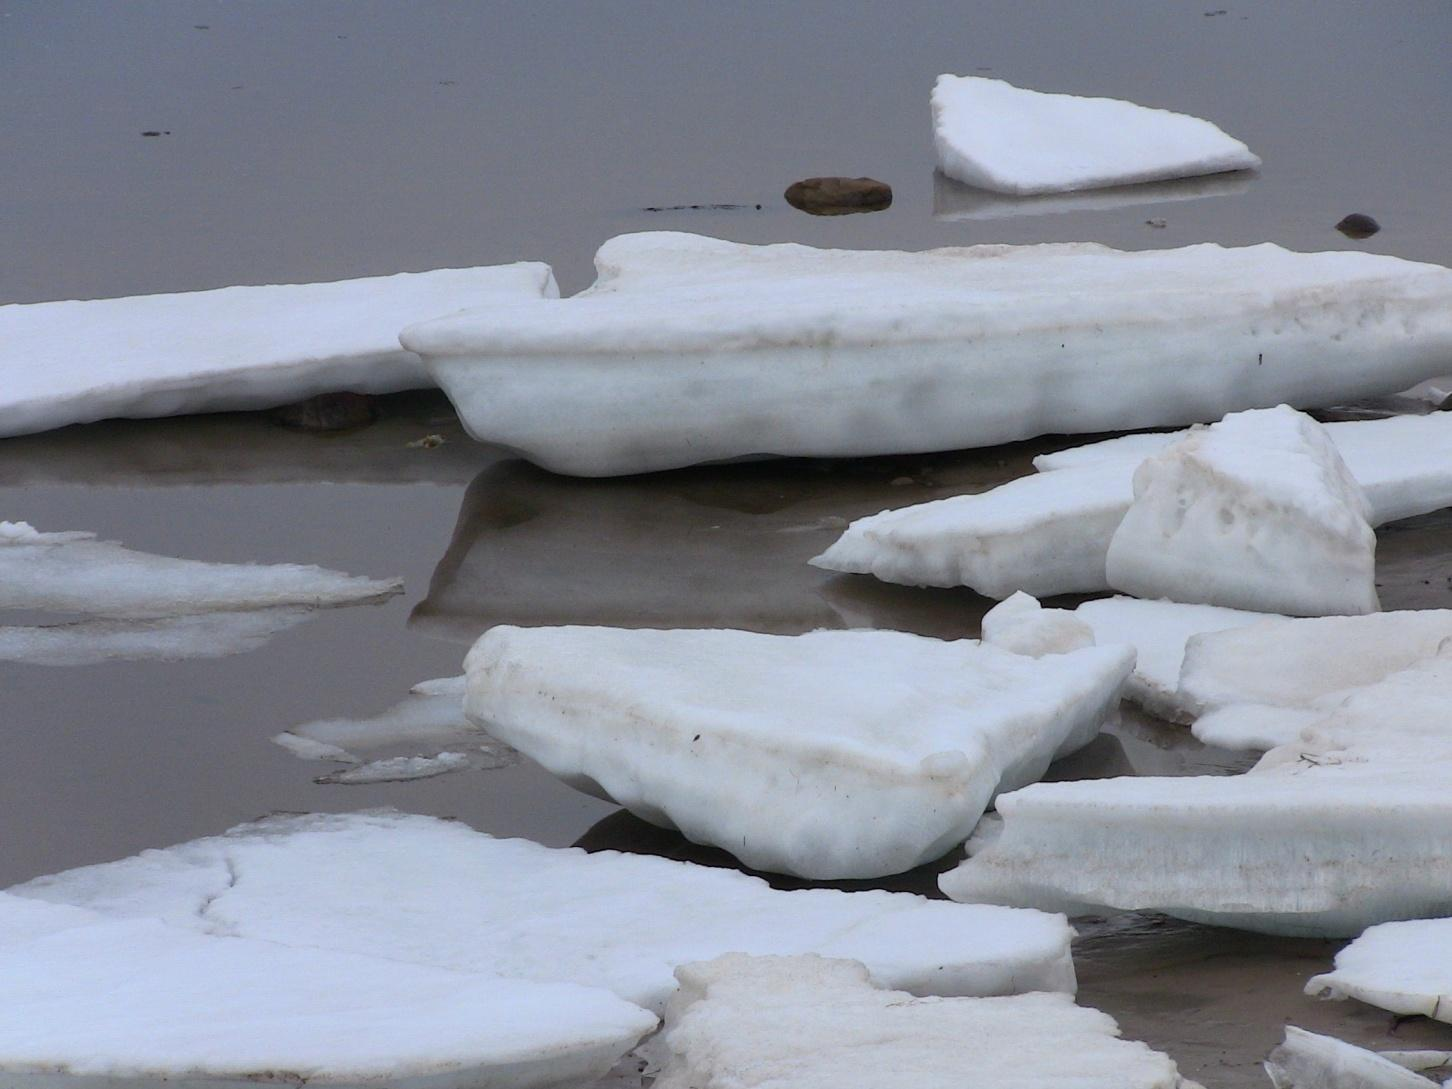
[1306,917,1452,1024]
[9,810,1078,1011]
[931,74,1259,195]
[0,608,313,666]
[654,954,1194,1089]
[0,893,655,1089]
[1105,407,1379,616]
[0,263,557,437]
[402,232,1452,476]
[940,653,1452,936]
[979,592,1094,657]
[1264,1027,1442,1089]
[463,626,1133,878]
[0,521,401,617]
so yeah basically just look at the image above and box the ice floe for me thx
[402,232,1452,476]
[1307,917,1452,1024]
[463,626,1133,878]
[931,74,1259,195]
[0,892,655,1089]
[9,810,1078,1010]
[0,521,401,617]
[0,264,556,437]
[0,608,313,666]
[1105,407,1379,616]
[939,651,1452,936]
[1264,1027,1444,1089]
[654,953,1195,1089]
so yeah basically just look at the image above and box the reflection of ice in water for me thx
[0,608,313,666]
[932,169,1250,221]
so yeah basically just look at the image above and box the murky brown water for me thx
[6,3,1452,1085]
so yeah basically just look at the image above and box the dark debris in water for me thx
[643,203,763,212]
[1336,213,1381,239]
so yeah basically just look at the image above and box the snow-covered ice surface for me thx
[9,811,1078,1012]
[0,893,657,1089]
[940,651,1452,936]
[819,411,1452,600]
[403,232,1452,476]
[1264,1028,1443,1089]
[1306,918,1452,1024]
[1106,407,1379,616]
[654,954,1195,1089]
[273,677,518,785]
[0,608,313,666]
[0,521,401,617]
[463,626,1133,878]
[0,263,557,437]
[931,74,1259,195]
[979,592,1094,657]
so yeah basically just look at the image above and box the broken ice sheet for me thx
[0,892,655,1089]
[0,608,313,666]
[7,810,1077,1012]
[1307,917,1452,1025]
[1265,1027,1444,1089]
[0,521,401,618]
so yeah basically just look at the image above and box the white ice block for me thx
[0,521,400,618]
[654,954,1192,1089]
[1105,407,1379,616]
[979,592,1095,657]
[931,74,1259,195]
[403,232,1452,476]
[463,626,1132,878]
[1307,917,1452,1024]
[0,893,655,1089]
[0,264,557,437]
[9,811,1077,1013]
[1264,1027,1441,1089]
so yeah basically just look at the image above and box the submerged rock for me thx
[783,177,892,214]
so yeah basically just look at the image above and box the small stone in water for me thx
[407,433,447,448]
[271,391,378,432]
[784,177,892,215]
[1336,213,1381,239]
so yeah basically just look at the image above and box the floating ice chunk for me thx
[0,893,655,1089]
[1307,918,1452,1024]
[274,676,517,783]
[931,75,1259,195]
[0,608,313,666]
[1265,1027,1441,1089]
[0,264,556,437]
[940,653,1452,936]
[1106,407,1379,616]
[655,954,1193,1089]
[1072,597,1264,722]
[980,591,1095,657]
[10,811,1077,1010]
[402,232,1452,476]
[0,521,401,617]
[464,627,1133,878]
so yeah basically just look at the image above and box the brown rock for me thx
[784,177,892,216]
[271,392,378,432]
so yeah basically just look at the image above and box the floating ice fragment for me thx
[655,954,1194,1089]
[464,626,1133,878]
[1307,917,1452,1024]
[0,522,401,617]
[0,264,557,437]
[1106,407,1378,615]
[402,232,1452,475]
[0,893,655,1089]
[932,74,1259,195]
[1265,1027,1442,1089]
[0,608,313,666]
[9,811,1077,1011]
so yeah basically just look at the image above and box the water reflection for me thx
[932,169,1253,222]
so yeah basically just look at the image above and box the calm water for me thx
[5,3,1452,1084]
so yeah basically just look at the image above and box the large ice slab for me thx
[1307,918,1452,1024]
[1265,1028,1445,1089]
[1106,407,1379,616]
[0,264,556,437]
[654,954,1193,1089]
[940,652,1452,936]
[0,893,655,1089]
[463,626,1133,878]
[402,232,1452,476]
[0,521,400,617]
[818,411,1452,599]
[10,810,1078,1011]
[931,74,1259,195]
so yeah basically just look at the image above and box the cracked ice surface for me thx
[1307,918,1452,1025]
[0,521,401,618]
[403,232,1452,475]
[8,811,1078,1013]
[0,263,557,437]
[939,652,1452,936]
[0,893,655,1089]
[464,626,1132,878]
[931,74,1259,195]
[654,954,1195,1089]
